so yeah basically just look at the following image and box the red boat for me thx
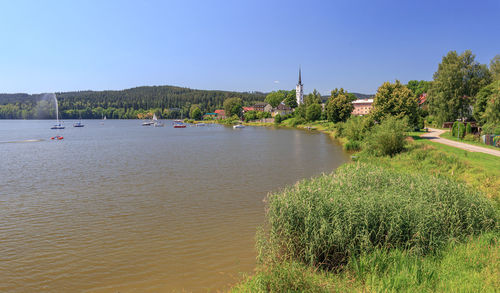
[51,135,64,140]
[173,124,186,128]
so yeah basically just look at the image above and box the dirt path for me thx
[420,128,500,157]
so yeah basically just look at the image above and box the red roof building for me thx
[214,109,226,119]
[418,93,427,106]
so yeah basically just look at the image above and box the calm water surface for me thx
[0,120,349,292]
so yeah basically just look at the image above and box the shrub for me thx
[343,116,373,142]
[365,116,408,156]
[463,134,478,142]
[259,163,498,269]
[344,140,362,151]
[466,122,472,134]
[274,114,282,124]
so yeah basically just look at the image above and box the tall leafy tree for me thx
[284,90,298,108]
[325,88,354,122]
[406,80,432,98]
[304,89,322,107]
[265,90,287,108]
[223,97,243,117]
[428,50,491,124]
[490,55,500,81]
[189,104,202,120]
[306,103,322,122]
[371,80,419,127]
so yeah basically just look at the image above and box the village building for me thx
[272,103,293,117]
[242,106,254,113]
[203,112,217,119]
[352,99,374,116]
[254,102,272,113]
[214,109,226,119]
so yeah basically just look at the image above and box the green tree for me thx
[371,80,419,127]
[406,80,432,98]
[490,55,500,81]
[305,103,322,122]
[223,97,243,117]
[304,89,322,107]
[265,91,286,108]
[284,90,298,108]
[481,82,500,134]
[473,81,500,124]
[325,88,355,122]
[189,104,202,120]
[429,50,491,124]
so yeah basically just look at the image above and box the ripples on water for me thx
[0,120,348,292]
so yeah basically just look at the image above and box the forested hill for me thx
[0,85,266,119]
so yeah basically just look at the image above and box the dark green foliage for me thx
[343,116,373,142]
[304,89,322,107]
[466,122,472,134]
[325,88,354,123]
[406,80,432,99]
[259,163,498,269]
[372,80,420,127]
[265,91,287,108]
[0,86,265,119]
[189,104,202,120]
[305,103,322,122]
[244,110,257,122]
[284,90,298,108]
[294,104,306,119]
[365,116,408,156]
[223,97,243,117]
[274,114,282,124]
[451,121,466,139]
[429,50,491,124]
[343,140,362,151]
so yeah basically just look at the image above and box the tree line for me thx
[0,85,266,119]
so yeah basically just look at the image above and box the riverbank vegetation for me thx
[232,50,500,291]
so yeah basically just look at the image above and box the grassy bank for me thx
[233,233,499,292]
[231,122,500,292]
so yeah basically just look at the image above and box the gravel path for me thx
[421,128,500,157]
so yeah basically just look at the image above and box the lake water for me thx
[0,120,349,292]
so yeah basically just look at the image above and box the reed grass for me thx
[259,163,498,269]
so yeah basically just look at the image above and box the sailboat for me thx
[100,114,106,125]
[73,113,85,127]
[153,114,164,127]
[51,110,65,129]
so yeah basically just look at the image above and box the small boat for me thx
[73,115,84,127]
[233,124,245,129]
[142,121,154,126]
[51,123,65,129]
[152,114,164,127]
[50,135,64,140]
[196,123,206,126]
[173,123,187,128]
[100,115,106,125]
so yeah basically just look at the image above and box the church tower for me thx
[296,67,304,105]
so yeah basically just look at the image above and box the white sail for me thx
[152,114,158,121]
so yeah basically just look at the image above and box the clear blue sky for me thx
[1,0,499,95]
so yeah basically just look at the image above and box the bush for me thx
[466,122,472,134]
[463,134,478,142]
[365,116,408,156]
[343,116,373,142]
[451,121,466,138]
[274,114,282,124]
[344,140,362,151]
[259,163,498,269]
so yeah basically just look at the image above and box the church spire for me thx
[298,66,302,85]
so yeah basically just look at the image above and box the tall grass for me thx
[234,233,499,292]
[259,163,498,269]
